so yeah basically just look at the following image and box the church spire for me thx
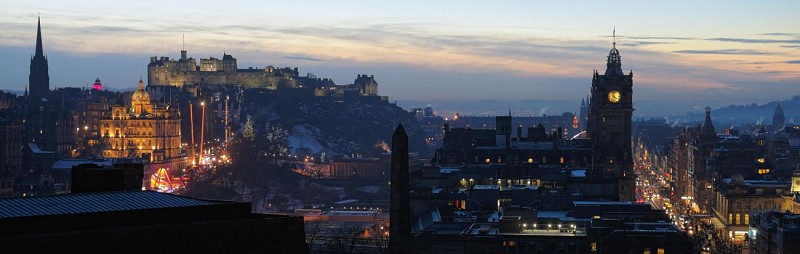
[29,16,50,98]
[35,16,44,57]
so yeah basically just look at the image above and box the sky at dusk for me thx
[0,0,798,116]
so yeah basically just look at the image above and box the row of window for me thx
[729,213,750,225]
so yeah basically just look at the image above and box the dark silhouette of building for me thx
[390,124,410,254]
[29,17,49,99]
[694,107,718,213]
[587,38,635,201]
[71,163,144,193]
[496,111,512,151]
[749,212,800,254]
[23,17,60,156]
[1,161,306,253]
[0,191,308,253]
[579,97,588,132]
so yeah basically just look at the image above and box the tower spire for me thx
[612,26,616,48]
[605,27,623,76]
[35,16,43,57]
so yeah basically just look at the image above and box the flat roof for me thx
[573,201,637,205]
[0,191,218,219]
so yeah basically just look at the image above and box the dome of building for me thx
[731,173,746,185]
[132,78,150,102]
[131,78,152,116]
[92,78,103,91]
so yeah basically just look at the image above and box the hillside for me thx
[241,89,428,157]
[710,95,799,127]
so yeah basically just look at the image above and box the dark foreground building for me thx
[0,191,308,253]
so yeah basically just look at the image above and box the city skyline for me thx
[1,1,799,116]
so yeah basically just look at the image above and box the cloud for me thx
[624,41,676,47]
[614,35,698,40]
[733,60,772,65]
[672,49,776,55]
[284,55,325,62]
[707,37,800,44]
[785,60,800,64]
[759,33,800,37]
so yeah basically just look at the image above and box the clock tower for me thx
[587,38,635,201]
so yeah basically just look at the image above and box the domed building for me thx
[92,78,103,91]
[130,79,154,116]
[99,79,186,175]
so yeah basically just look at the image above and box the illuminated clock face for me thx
[608,90,621,103]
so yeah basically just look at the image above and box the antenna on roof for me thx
[182,34,185,51]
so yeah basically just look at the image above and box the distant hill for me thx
[242,89,428,157]
[710,95,799,127]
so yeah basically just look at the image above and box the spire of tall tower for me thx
[35,16,44,57]
[702,106,716,137]
[605,28,623,77]
[612,26,616,48]
[29,16,50,98]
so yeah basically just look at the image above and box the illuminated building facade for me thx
[99,79,184,165]
[711,174,790,240]
[148,50,379,97]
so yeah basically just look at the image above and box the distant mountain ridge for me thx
[710,95,799,127]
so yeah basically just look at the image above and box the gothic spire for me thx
[702,106,716,138]
[35,16,44,57]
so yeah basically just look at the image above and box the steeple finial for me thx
[612,26,616,48]
[35,16,44,57]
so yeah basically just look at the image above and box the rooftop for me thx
[52,159,113,170]
[0,191,218,219]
